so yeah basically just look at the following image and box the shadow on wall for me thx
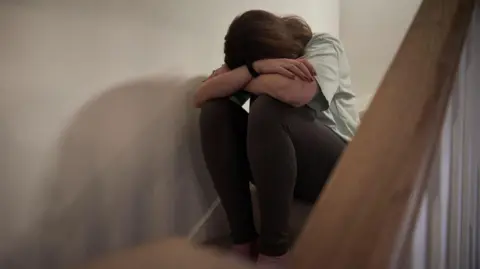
[1,75,223,269]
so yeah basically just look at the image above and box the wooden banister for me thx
[291,0,475,269]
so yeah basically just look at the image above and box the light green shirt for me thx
[230,33,359,141]
[303,33,359,141]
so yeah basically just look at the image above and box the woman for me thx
[194,10,359,268]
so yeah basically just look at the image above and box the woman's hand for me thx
[195,66,252,107]
[253,58,316,81]
[207,64,230,80]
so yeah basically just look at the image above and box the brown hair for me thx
[224,10,313,69]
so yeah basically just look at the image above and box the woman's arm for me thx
[194,58,316,107]
[245,58,318,107]
[194,66,252,108]
[245,75,317,107]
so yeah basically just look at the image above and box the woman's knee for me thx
[249,95,292,127]
[199,99,232,131]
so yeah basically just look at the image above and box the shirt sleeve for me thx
[303,38,341,110]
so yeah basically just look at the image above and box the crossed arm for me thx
[193,60,318,108]
[246,74,317,107]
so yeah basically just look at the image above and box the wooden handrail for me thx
[291,0,475,269]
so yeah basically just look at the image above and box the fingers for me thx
[256,58,316,81]
[282,59,315,81]
[274,67,296,79]
[285,64,311,81]
[204,70,216,81]
[298,58,317,76]
[293,61,315,81]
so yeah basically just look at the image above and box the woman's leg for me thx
[247,95,346,258]
[199,98,258,248]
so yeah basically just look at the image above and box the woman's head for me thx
[224,10,312,69]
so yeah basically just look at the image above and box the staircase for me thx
[79,0,479,268]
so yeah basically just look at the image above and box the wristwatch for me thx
[246,62,260,78]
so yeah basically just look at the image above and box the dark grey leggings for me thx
[199,95,346,256]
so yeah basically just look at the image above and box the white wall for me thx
[340,0,422,110]
[0,1,338,268]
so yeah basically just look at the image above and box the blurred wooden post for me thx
[291,0,475,268]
